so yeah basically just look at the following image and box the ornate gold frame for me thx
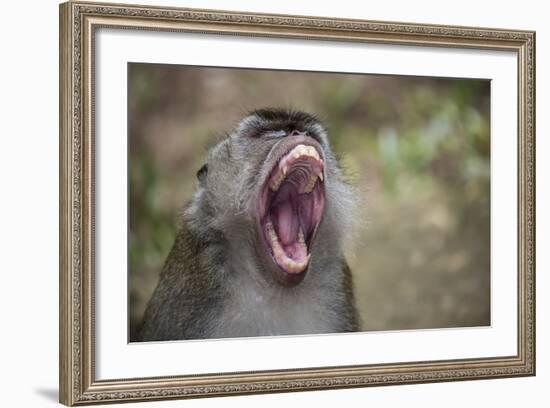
[59,1,536,405]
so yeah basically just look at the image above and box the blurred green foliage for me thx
[128,64,490,337]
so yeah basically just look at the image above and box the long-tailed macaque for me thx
[138,108,359,341]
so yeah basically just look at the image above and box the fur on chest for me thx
[208,276,342,338]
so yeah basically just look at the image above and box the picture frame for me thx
[59,1,536,405]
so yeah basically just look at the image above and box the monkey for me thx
[138,108,360,341]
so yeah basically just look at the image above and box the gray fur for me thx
[138,109,359,341]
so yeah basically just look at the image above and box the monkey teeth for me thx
[261,142,326,277]
[269,144,324,192]
[290,144,320,161]
[270,170,287,191]
[301,173,319,194]
[266,222,310,274]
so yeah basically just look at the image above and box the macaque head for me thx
[187,108,354,287]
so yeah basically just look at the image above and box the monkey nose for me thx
[289,130,307,137]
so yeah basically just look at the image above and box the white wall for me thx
[0,0,546,407]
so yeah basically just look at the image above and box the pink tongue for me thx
[274,200,298,245]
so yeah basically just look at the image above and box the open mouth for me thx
[258,142,325,281]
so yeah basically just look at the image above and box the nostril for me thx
[289,130,306,137]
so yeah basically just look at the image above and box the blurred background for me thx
[128,63,490,340]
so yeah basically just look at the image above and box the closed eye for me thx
[262,130,287,139]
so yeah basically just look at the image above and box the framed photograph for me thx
[59,1,536,405]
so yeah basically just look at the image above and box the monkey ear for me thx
[196,163,208,183]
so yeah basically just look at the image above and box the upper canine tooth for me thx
[298,229,305,244]
[319,172,324,182]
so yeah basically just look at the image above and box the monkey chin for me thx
[256,135,326,287]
